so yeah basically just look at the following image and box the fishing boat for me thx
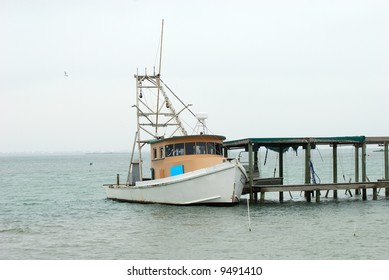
[102,21,247,205]
[102,71,248,205]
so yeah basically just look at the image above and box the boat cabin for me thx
[149,135,226,179]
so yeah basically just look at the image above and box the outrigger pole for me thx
[127,131,138,185]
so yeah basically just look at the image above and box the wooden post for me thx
[362,142,367,201]
[260,191,265,204]
[355,144,360,195]
[279,146,284,202]
[306,191,312,202]
[223,146,228,158]
[362,188,367,201]
[304,143,311,201]
[362,142,367,183]
[248,142,254,202]
[305,143,311,184]
[316,190,320,202]
[116,174,120,185]
[254,146,259,173]
[333,144,338,199]
[385,142,389,197]
[373,187,377,200]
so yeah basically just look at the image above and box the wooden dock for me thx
[224,136,389,203]
[243,180,389,203]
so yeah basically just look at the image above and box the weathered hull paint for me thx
[104,159,247,205]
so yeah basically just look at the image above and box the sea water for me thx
[1,148,389,260]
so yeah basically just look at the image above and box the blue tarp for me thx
[170,165,184,176]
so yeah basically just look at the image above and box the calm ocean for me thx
[1,148,389,260]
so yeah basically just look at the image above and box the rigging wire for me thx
[159,79,226,146]
[160,79,204,125]
[316,146,324,162]
[283,151,293,199]
[137,77,233,162]
[273,153,278,178]
[139,79,212,143]
[339,147,353,196]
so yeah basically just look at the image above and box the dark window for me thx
[207,143,215,154]
[196,142,206,154]
[159,146,164,158]
[165,144,174,157]
[153,147,157,159]
[215,143,222,155]
[175,143,185,156]
[185,142,196,155]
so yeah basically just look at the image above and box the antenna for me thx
[155,19,164,136]
[195,112,208,134]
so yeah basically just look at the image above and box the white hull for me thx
[103,159,247,205]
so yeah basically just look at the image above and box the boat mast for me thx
[129,20,189,183]
[155,19,164,136]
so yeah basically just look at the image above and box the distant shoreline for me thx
[0,151,131,157]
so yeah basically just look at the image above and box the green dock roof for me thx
[224,136,367,149]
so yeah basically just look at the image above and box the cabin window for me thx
[175,143,185,156]
[215,143,222,155]
[153,147,157,159]
[159,146,164,158]
[196,142,207,154]
[165,144,174,157]
[207,143,215,154]
[161,142,222,157]
[185,142,196,155]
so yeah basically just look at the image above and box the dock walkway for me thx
[243,180,389,203]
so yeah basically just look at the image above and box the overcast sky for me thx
[1,0,388,153]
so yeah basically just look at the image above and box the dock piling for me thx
[362,188,367,200]
[361,143,367,201]
[279,192,284,202]
[385,142,389,197]
[248,142,254,202]
[279,146,284,202]
[306,191,312,202]
[304,143,311,201]
[362,143,367,183]
[373,187,378,200]
[315,190,320,202]
[333,144,338,199]
[355,145,360,195]
[304,143,311,185]
[260,191,265,204]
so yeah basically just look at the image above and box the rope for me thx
[309,160,321,184]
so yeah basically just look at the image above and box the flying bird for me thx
[64,71,68,77]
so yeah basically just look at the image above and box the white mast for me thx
[155,19,164,137]
[128,20,189,183]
